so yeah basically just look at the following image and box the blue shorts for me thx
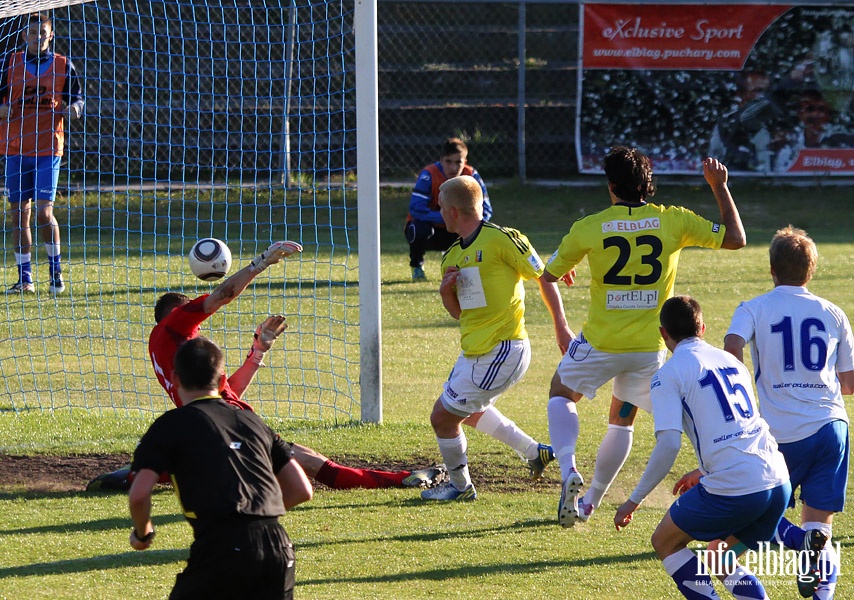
[779,420,849,512]
[670,481,791,551]
[5,155,61,203]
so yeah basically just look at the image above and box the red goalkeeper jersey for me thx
[148,294,251,410]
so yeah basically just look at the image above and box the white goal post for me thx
[355,0,383,423]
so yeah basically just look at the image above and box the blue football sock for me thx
[45,243,61,277]
[815,544,838,600]
[662,548,720,599]
[17,262,32,284]
[49,258,61,277]
[776,516,805,550]
[723,568,768,599]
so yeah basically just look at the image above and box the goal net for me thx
[0,0,362,422]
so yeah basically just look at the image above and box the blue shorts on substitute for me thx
[670,481,792,551]
[778,419,849,512]
[5,155,61,203]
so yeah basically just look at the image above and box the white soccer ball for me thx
[188,238,232,281]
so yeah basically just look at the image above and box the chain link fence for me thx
[2,1,355,186]
[6,1,577,185]
[378,0,579,181]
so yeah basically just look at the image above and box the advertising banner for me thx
[578,4,854,175]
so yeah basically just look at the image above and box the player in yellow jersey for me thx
[420,175,570,501]
[539,146,747,526]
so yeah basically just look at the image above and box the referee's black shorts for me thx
[170,517,296,600]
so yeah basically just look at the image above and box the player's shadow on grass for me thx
[0,489,90,502]
[293,516,557,550]
[384,319,458,330]
[0,548,188,579]
[26,279,340,300]
[290,496,424,515]
[0,511,184,537]
[382,281,440,290]
[299,550,660,587]
[269,279,352,291]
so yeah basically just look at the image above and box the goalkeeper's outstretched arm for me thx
[203,241,302,314]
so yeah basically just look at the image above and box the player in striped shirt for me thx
[725,226,854,599]
[420,175,567,501]
[539,146,746,527]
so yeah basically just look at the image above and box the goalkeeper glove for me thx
[250,241,302,273]
[246,315,288,366]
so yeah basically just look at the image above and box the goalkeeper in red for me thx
[91,241,446,491]
[540,147,746,527]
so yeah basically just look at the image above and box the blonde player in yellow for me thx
[539,146,747,526]
[421,175,570,501]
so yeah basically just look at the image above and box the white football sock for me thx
[475,405,538,459]
[547,396,579,480]
[583,424,633,509]
[801,521,832,543]
[437,433,471,490]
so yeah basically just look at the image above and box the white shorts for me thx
[556,332,666,413]
[441,338,531,417]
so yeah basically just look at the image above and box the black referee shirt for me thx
[132,397,293,538]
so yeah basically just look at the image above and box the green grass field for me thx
[1,179,853,599]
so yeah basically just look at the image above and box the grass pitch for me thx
[1,178,853,598]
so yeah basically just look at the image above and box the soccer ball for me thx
[188,238,232,281]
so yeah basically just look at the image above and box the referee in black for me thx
[128,336,313,600]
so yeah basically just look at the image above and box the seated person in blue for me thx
[405,137,492,281]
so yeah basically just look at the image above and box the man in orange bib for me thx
[1,13,84,295]
[405,137,492,281]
